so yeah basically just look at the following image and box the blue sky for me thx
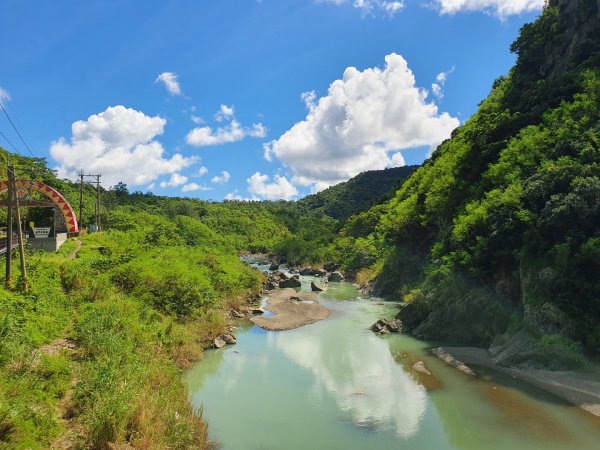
[0,0,543,200]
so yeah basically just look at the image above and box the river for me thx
[186,265,600,450]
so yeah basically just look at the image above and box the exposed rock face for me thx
[311,281,327,292]
[328,271,344,282]
[542,0,600,77]
[279,278,301,288]
[395,302,431,332]
[370,318,403,334]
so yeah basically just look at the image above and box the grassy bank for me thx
[0,211,264,448]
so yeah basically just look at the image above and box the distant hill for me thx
[295,165,419,221]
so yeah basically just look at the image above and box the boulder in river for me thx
[328,271,344,283]
[214,336,226,348]
[300,267,314,276]
[279,278,301,288]
[265,281,276,290]
[221,334,237,345]
[412,361,432,376]
[314,269,327,277]
[311,281,327,292]
[370,318,403,334]
[269,263,280,270]
[251,308,265,315]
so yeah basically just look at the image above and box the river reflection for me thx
[267,305,426,436]
[186,282,600,450]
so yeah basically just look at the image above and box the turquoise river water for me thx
[186,266,600,450]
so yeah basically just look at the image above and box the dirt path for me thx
[432,346,600,417]
[250,288,330,331]
[69,240,82,260]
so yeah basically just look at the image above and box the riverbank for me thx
[431,346,600,417]
[250,288,330,331]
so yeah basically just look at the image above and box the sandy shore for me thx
[432,346,600,417]
[250,288,330,331]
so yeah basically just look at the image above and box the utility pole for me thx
[5,166,13,285]
[79,171,102,232]
[79,169,84,231]
[95,174,101,231]
[7,166,27,291]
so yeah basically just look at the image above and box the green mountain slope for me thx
[295,165,418,220]
[349,0,600,356]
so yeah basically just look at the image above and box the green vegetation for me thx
[2,1,600,446]
[0,170,290,447]
[295,166,418,221]
[296,1,600,355]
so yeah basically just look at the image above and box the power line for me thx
[0,101,35,158]
[0,128,19,154]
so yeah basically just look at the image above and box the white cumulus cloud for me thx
[434,0,543,17]
[155,72,183,96]
[160,173,188,188]
[224,191,259,202]
[320,0,405,17]
[431,66,454,100]
[186,104,267,147]
[50,105,196,187]
[182,182,212,192]
[211,170,231,183]
[198,166,208,176]
[215,104,235,122]
[247,172,298,200]
[264,53,459,189]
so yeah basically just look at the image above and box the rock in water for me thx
[412,361,432,376]
[280,278,301,288]
[221,334,237,345]
[314,269,327,277]
[370,318,403,334]
[328,271,344,282]
[300,267,314,276]
[311,281,326,292]
[214,336,226,348]
[269,263,279,270]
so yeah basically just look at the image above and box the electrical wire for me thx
[0,101,35,158]
[0,128,19,154]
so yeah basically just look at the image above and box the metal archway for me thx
[0,179,79,233]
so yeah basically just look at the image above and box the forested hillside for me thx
[295,165,418,220]
[329,0,600,357]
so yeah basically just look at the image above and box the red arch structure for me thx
[0,180,79,233]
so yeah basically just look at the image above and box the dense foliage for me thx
[326,1,600,354]
[295,166,418,220]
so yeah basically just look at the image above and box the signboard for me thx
[33,227,51,238]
